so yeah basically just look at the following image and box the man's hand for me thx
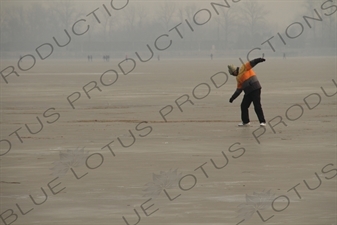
[250,58,266,67]
[229,97,234,103]
[258,57,266,63]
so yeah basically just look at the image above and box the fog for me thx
[0,0,336,60]
[0,2,336,224]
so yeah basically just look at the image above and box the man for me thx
[228,57,266,127]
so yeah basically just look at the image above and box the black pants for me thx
[241,89,266,124]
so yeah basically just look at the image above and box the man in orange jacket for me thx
[228,58,266,127]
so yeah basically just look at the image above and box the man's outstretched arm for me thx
[250,57,266,68]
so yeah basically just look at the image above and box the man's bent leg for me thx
[252,89,266,123]
[241,94,252,124]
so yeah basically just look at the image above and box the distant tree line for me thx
[0,0,335,57]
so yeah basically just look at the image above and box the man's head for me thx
[228,65,239,76]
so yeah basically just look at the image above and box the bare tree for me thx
[0,4,6,30]
[158,2,177,30]
[322,0,336,45]
[123,3,149,30]
[136,3,149,29]
[49,0,77,30]
[214,6,238,50]
[25,3,54,42]
[302,0,336,47]
[2,4,27,43]
[0,4,10,42]
[302,0,321,42]
[96,6,117,42]
[175,3,193,47]
[184,3,197,23]
[107,13,120,40]
[239,0,269,44]
[184,3,197,47]
[123,4,137,32]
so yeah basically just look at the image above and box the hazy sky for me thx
[2,0,334,54]
[0,0,306,29]
[264,1,304,25]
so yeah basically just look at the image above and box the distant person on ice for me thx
[228,57,266,127]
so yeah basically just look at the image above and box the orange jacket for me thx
[230,58,264,101]
[236,62,257,89]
